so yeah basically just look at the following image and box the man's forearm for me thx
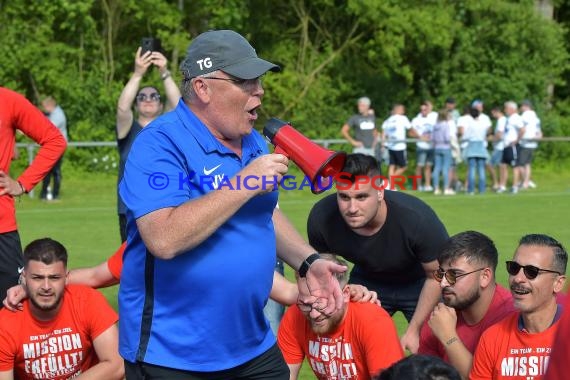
[137,181,255,259]
[408,278,442,332]
[444,339,473,380]
[76,362,122,380]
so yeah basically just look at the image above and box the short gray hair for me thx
[182,71,220,103]
[504,101,518,111]
[358,97,371,106]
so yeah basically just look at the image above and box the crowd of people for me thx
[342,96,543,195]
[0,29,567,380]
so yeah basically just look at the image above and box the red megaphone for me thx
[263,118,346,194]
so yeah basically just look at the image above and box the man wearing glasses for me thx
[470,234,567,380]
[278,254,403,380]
[418,231,515,379]
[119,30,347,379]
[115,45,181,242]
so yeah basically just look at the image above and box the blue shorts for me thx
[416,148,434,167]
[490,149,502,166]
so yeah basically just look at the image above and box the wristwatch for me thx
[298,253,321,278]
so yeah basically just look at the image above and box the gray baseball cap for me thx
[180,30,280,80]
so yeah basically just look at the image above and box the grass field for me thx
[14,166,570,378]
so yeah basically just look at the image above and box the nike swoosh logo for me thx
[203,164,222,176]
[18,267,24,274]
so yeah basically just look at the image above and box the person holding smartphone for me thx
[115,42,181,242]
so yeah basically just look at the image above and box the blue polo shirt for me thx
[118,99,278,371]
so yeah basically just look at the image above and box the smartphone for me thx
[141,37,162,55]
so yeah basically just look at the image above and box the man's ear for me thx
[192,78,212,103]
[342,285,351,302]
[479,267,493,288]
[554,275,566,294]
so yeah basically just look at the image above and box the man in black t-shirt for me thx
[307,154,448,354]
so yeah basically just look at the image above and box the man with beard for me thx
[278,254,403,380]
[470,234,567,380]
[0,238,123,380]
[418,231,515,379]
[307,153,449,353]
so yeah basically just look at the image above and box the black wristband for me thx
[298,253,321,278]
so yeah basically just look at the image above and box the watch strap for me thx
[298,253,321,278]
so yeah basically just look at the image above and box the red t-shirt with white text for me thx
[0,285,118,379]
[278,301,403,379]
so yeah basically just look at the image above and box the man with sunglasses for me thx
[278,254,403,379]
[418,231,515,379]
[470,234,567,379]
[115,46,181,242]
[118,30,347,379]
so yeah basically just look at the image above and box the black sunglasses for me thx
[433,267,485,286]
[505,261,561,280]
[136,92,161,102]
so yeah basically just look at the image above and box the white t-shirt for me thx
[457,114,474,149]
[503,113,524,147]
[520,110,541,149]
[411,111,437,150]
[464,116,490,142]
[382,114,411,151]
[493,116,507,151]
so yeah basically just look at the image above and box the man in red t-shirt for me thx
[470,234,567,380]
[0,238,123,379]
[0,87,67,301]
[419,231,515,378]
[4,242,378,313]
[278,254,403,379]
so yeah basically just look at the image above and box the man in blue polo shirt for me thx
[119,29,347,379]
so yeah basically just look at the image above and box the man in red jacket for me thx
[0,87,67,303]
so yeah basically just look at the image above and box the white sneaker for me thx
[444,189,456,195]
[434,188,441,195]
[528,181,537,189]
[424,186,434,192]
[511,186,519,194]
[496,186,506,194]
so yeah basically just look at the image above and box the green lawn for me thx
[15,166,570,379]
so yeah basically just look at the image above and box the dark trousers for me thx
[349,268,426,322]
[124,344,289,380]
[0,231,23,306]
[40,157,63,199]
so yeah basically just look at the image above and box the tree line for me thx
[1,0,569,168]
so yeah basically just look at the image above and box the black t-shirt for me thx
[117,121,143,214]
[307,191,448,284]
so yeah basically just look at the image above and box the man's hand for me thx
[400,327,420,354]
[0,171,24,197]
[428,302,458,344]
[347,284,380,306]
[305,259,347,315]
[237,154,289,194]
[2,284,27,312]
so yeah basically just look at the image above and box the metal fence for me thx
[16,136,570,161]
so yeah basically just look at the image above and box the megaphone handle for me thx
[274,146,289,158]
